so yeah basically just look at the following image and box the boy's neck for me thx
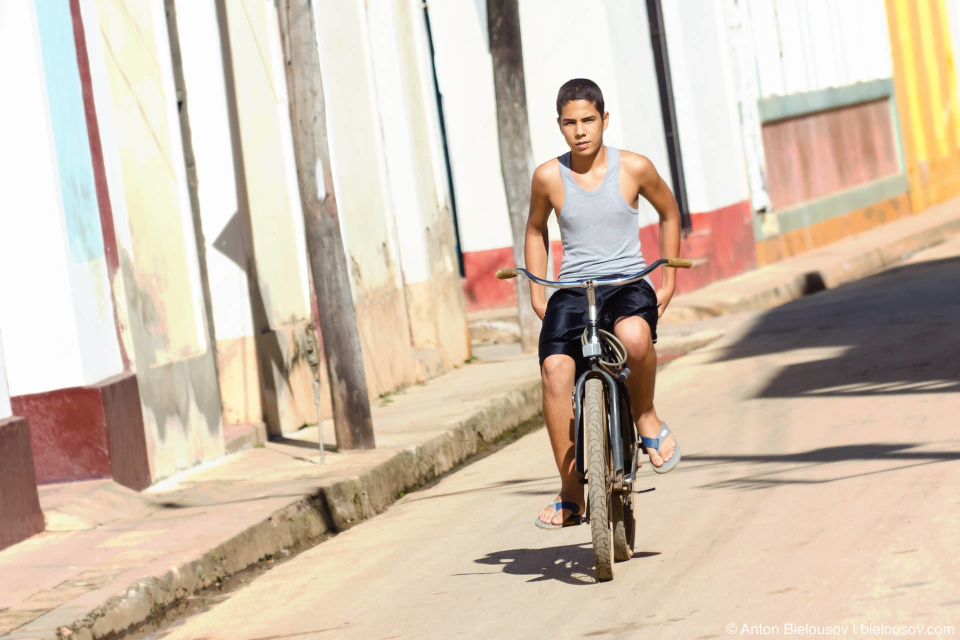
[569,144,607,174]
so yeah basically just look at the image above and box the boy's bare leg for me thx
[537,354,585,525]
[613,316,676,467]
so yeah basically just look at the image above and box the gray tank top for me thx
[556,147,648,282]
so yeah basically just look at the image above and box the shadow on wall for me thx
[119,250,222,442]
[212,210,287,435]
[706,256,960,399]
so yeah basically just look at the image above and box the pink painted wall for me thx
[762,99,900,210]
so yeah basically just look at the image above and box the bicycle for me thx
[495,258,692,581]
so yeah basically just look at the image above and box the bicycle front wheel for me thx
[585,378,614,582]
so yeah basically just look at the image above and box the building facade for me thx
[3,0,960,551]
[0,0,470,549]
[438,0,960,310]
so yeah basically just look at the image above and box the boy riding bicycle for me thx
[527,79,683,529]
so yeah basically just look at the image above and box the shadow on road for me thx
[467,543,661,585]
[708,257,960,398]
[402,477,554,504]
[685,442,960,490]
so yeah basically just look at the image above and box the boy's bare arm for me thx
[525,164,553,320]
[630,154,682,316]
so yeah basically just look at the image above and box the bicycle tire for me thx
[585,378,614,581]
[613,491,635,561]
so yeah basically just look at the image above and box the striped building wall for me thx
[0,0,471,502]
[886,0,960,213]
[736,0,913,266]
[77,0,224,483]
[0,0,143,487]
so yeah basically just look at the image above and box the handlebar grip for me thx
[495,269,518,280]
[667,258,693,269]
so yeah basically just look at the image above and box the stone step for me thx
[223,422,267,455]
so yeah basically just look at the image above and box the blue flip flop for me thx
[640,422,681,474]
[534,500,583,529]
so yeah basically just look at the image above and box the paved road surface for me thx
[163,238,960,640]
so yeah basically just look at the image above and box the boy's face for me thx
[557,99,609,157]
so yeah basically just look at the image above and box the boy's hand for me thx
[532,300,547,321]
[656,284,675,318]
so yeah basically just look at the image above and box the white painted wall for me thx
[430,0,673,255]
[724,0,771,212]
[0,331,12,420]
[262,2,313,312]
[425,0,513,254]
[406,0,456,216]
[175,0,253,342]
[314,0,404,292]
[747,0,892,98]
[367,0,432,284]
[521,0,672,229]
[0,0,123,396]
[662,0,749,213]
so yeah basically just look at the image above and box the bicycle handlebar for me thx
[495,258,692,288]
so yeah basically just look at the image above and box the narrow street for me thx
[153,238,960,640]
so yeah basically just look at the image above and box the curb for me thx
[52,380,543,640]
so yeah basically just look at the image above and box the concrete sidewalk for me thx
[3,197,960,640]
[0,357,543,640]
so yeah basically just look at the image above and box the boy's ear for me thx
[603,111,610,130]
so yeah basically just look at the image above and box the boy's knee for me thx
[614,317,653,361]
[541,355,575,392]
[620,333,652,361]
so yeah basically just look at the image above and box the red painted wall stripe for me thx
[461,200,756,312]
[69,0,130,370]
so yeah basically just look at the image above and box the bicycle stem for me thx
[584,284,601,358]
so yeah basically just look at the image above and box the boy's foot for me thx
[638,414,676,468]
[537,494,584,527]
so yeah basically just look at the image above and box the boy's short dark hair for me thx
[556,78,605,116]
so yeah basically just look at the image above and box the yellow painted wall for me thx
[886,0,960,211]
[96,0,204,363]
[90,0,224,481]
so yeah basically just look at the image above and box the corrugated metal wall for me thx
[747,0,892,98]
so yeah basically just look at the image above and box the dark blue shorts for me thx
[538,278,659,369]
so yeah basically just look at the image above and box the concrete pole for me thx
[276,0,375,450]
[487,0,541,353]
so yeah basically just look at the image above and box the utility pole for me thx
[488,0,541,353]
[276,0,375,450]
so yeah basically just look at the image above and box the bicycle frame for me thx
[495,258,692,488]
